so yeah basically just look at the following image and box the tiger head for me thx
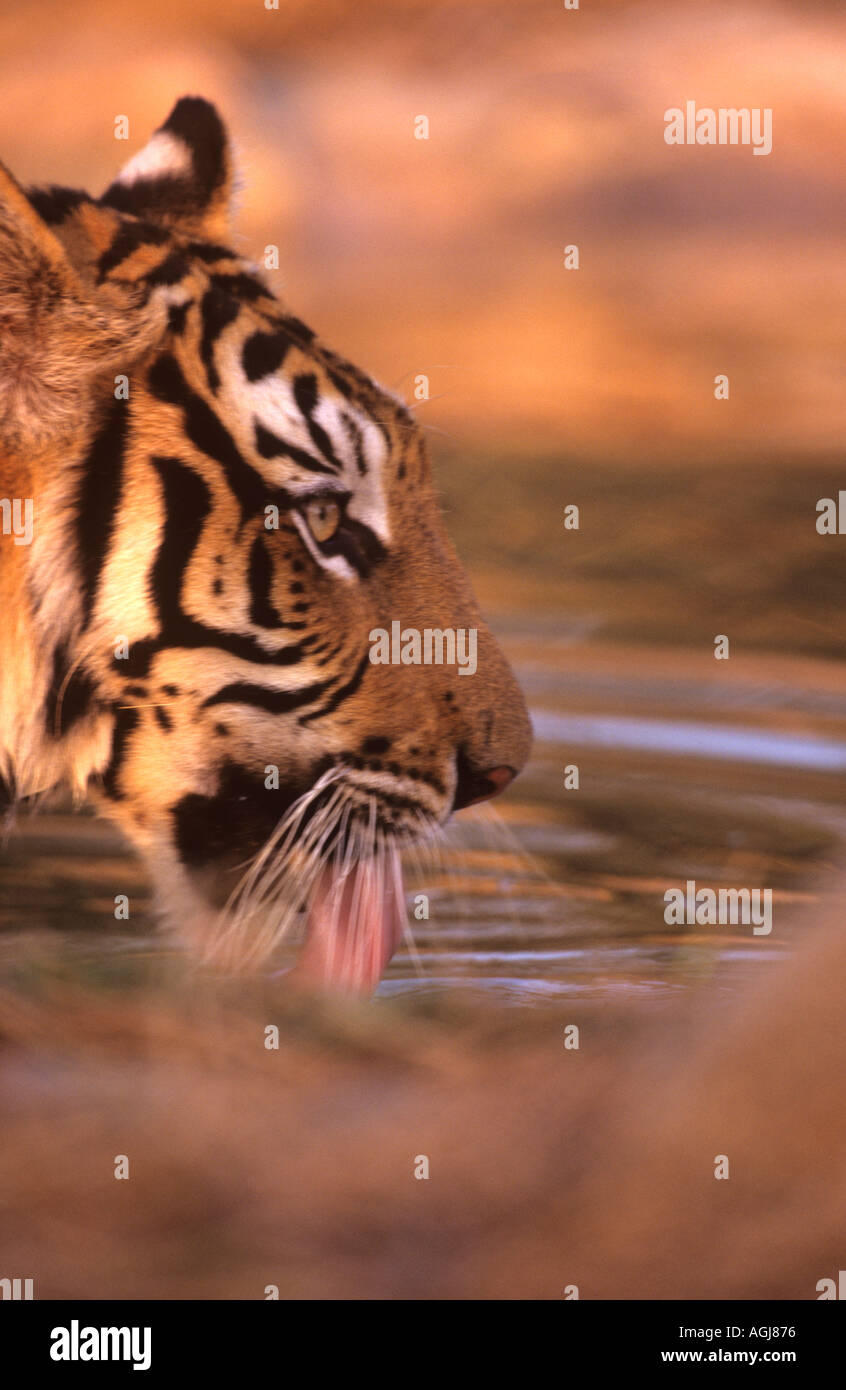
[0,98,531,990]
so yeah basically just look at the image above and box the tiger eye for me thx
[304,499,341,543]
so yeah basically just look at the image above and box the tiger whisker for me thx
[206,773,348,966]
[406,390,452,408]
[258,784,352,910]
[225,767,345,912]
[391,826,422,976]
[241,783,360,966]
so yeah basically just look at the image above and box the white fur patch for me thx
[114,131,192,187]
[219,350,394,578]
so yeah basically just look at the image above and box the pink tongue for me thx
[291,856,405,995]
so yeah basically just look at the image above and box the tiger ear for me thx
[101,96,234,241]
[0,160,170,450]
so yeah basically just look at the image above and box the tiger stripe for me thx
[0,94,531,978]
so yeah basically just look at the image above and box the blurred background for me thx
[3,0,846,463]
[2,0,846,1299]
[2,0,845,649]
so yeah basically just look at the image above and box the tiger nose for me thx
[452,753,516,811]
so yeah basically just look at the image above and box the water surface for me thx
[3,630,841,1009]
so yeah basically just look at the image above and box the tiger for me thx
[0,97,531,991]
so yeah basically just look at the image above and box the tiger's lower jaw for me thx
[152,832,409,994]
[139,767,435,989]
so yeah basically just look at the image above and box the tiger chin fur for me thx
[0,97,531,986]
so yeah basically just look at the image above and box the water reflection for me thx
[3,635,839,1008]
